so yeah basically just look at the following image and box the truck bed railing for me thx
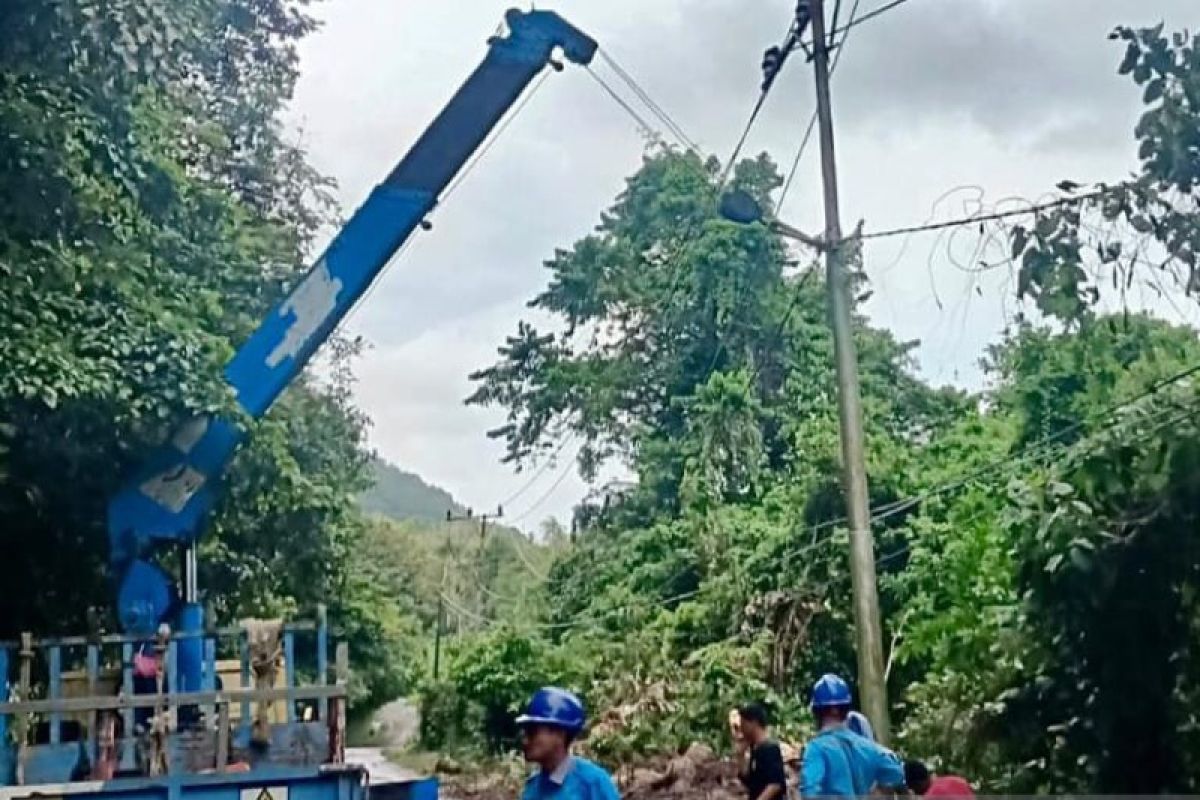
[0,608,348,786]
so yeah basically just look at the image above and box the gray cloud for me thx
[833,0,1195,143]
[288,0,1197,525]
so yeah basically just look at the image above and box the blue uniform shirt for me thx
[522,756,620,800]
[801,726,905,798]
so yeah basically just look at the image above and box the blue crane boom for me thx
[104,9,597,676]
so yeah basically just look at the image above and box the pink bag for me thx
[133,651,158,678]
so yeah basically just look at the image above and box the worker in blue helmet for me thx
[517,687,619,800]
[800,674,905,798]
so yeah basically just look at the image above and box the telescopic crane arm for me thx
[105,10,597,669]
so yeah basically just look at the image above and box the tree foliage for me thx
[1010,24,1199,321]
[0,0,415,708]
[440,24,1200,794]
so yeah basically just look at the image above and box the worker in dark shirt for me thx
[735,703,788,800]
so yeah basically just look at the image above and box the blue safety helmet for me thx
[810,673,852,709]
[515,686,586,734]
[846,710,875,740]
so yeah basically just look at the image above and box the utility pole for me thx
[808,0,891,743]
[432,592,445,681]
[446,505,503,619]
[446,505,504,540]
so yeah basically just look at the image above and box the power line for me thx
[776,110,820,217]
[857,187,1116,242]
[508,531,551,582]
[861,393,1200,577]
[598,50,699,153]
[777,358,1200,562]
[448,367,1200,637]
[720,91,773,188]
[498,433,578,508]
[799,0,915,48]
[832,0,913,36]
[443,390,1200,636]
[720,6,813,187]
[507,453,578,525]
[776,0,863,215]
[586,66,663,145]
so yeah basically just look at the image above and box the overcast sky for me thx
[287,0,1197,533]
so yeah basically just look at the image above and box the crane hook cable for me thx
[597,49,699,153]
[585,65,668,145]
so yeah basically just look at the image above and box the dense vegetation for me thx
[432,22,1200,794]
[0,0,435,709]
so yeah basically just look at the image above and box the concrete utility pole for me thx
[446,505,504,619]
[807,0,891,743]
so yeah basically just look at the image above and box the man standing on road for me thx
[800,674,906,798]
[518,686,619,800]
[733,703,789,800]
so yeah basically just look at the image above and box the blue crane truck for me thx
[0,9,596,800]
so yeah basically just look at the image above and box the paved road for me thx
[346,747,421,785]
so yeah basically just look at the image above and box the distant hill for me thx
[360,458,465,522]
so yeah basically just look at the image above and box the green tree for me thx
[1010,25,1199,321]
[463,148,968,754]
[894,315,1200,792]
[0,0,414,707]
[985,316,1200,792]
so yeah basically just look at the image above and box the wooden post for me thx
[165,637,179,730]
[204,636,217,723]
[330,643,348,765]
[120,642,134,771]
[86,643,100,763]
[316,605,329,723]
[238,631,251,743]
[16,633,32,785]
[0,648,9,783]
[216,702,230,770]
[48,645,61,745]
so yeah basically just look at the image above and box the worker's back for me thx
[522,756,619,800]
[800,727,904,798]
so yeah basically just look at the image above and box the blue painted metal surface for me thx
[103,8,597,647]
[0,765,379,800]
[203,638,216,694]
[178,604,204,700]
[370,777,439,800]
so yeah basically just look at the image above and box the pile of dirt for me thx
[618,743,744,800]
[439,754,527,800]
[439,742,771,800]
